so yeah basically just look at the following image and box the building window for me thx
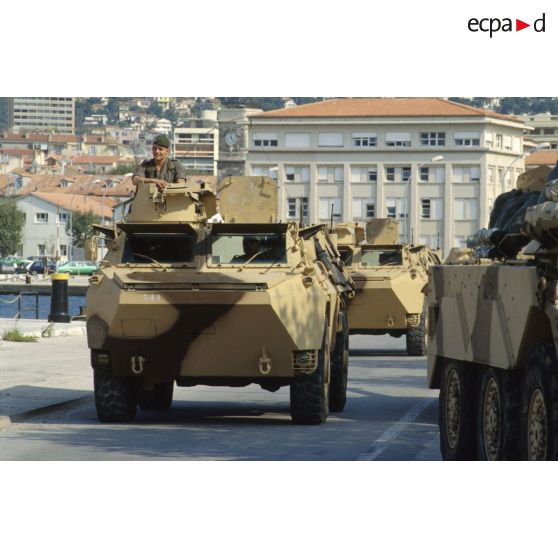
[420,167,430,182]
[385,167,395,182]
[253,133,278,147]
[287,197,308,220]
[453,166,481,183]
[352,198,376,219]
[385,132,411,147]
[35,212,48,224]
[402,167,411,182]
[454,198,478,221]
[285,166,310,182]
[37,244,46,256]
[351,166,377,183]
[386,197,407,219]
[60,244,68,257]
[319,198,342,220]
[420,132,445,147]
[57,212,69,224]
[318,133,344,147]
[421,198,443,220]
[488,166,495,184]
[251,166,278,180]
[352,134,377,147]
[318,166,343,183]
[495,134,503,149]
[455,132,480,147]
[285,133,310,148]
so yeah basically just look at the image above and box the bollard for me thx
[48,272,71,323]
[25,274,32,284]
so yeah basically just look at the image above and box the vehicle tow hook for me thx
[131,355,146,375]
[258,347,272,375]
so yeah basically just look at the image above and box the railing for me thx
[0,292,40,319]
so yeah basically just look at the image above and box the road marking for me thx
[356,397,435,461]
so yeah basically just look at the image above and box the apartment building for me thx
[247,98,529,255]
[172,111,219,174]
[9,97,76,134]
[521,113,558,150]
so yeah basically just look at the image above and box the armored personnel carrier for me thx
[427,164,558,460]
[333,219,440,355]
[86,176,354,425]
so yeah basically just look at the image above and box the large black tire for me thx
[406,305,427,356]
[138,381,174,411]
[290,326,330,425]
[94,369,138,423]
[439,360,477,460]
[329,312,349,412]
[520,343,558,460]
[476,367,520,460]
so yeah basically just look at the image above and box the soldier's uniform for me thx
[133,157,187,183]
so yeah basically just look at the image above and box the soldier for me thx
[132,134,187,192]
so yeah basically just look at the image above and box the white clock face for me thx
[225,131,239,146]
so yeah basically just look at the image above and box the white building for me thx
[247,98,529,255]
[15,192,112,261]
[521,113,558,150]
[9,97,76,134]
[173,111,218,174]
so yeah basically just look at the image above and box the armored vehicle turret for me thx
[333,219,440,356]
[87,176,354,425]
[427,164,558,460]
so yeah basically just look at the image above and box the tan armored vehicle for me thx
[87,176,354,425]
[333,219,440,355]
[427,165,558,460]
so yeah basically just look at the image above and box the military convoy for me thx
[333,219,440,355]
[86,176,354,425]
[427,165,558,460]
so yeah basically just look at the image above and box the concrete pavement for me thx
[0,333,91,430]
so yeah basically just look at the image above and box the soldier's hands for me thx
[153,179,167,192]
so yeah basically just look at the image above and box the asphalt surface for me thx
[0,333,441,460]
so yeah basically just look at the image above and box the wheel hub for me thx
[483,376,501,460]
[528,388,547,461]
[445,368,460,449]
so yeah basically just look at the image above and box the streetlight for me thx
[404,155,444,244]
[501,142,550,191]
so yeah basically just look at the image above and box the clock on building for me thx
[224,130,239,147]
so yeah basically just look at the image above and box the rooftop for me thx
[526,150,558,166]
[252,97,523,123]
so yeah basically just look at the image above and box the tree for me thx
[66,210,98,248]
[0,202,25,257]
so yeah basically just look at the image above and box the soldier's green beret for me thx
[153,134,171,148]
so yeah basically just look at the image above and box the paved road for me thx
[0,335,441,460]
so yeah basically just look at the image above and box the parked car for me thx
[0,260,16,274]
[15,260,33,274]
[57,260,99,276]
[27,260,57,275]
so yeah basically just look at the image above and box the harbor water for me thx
[0,293,86,320]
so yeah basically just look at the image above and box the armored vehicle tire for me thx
[406,306,427,357]
[476,367,520,460]
[290,326,330,425]
[139,381,174,411]
[94,369,138,423]
[329,312,349,412]
[439,360,476,460]
[520,343,558,461]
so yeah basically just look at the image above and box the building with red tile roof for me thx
[247,97,530,255]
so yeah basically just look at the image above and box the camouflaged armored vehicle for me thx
[87,176,354,425]
[333,219,440,356]
[427,164,558,460]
